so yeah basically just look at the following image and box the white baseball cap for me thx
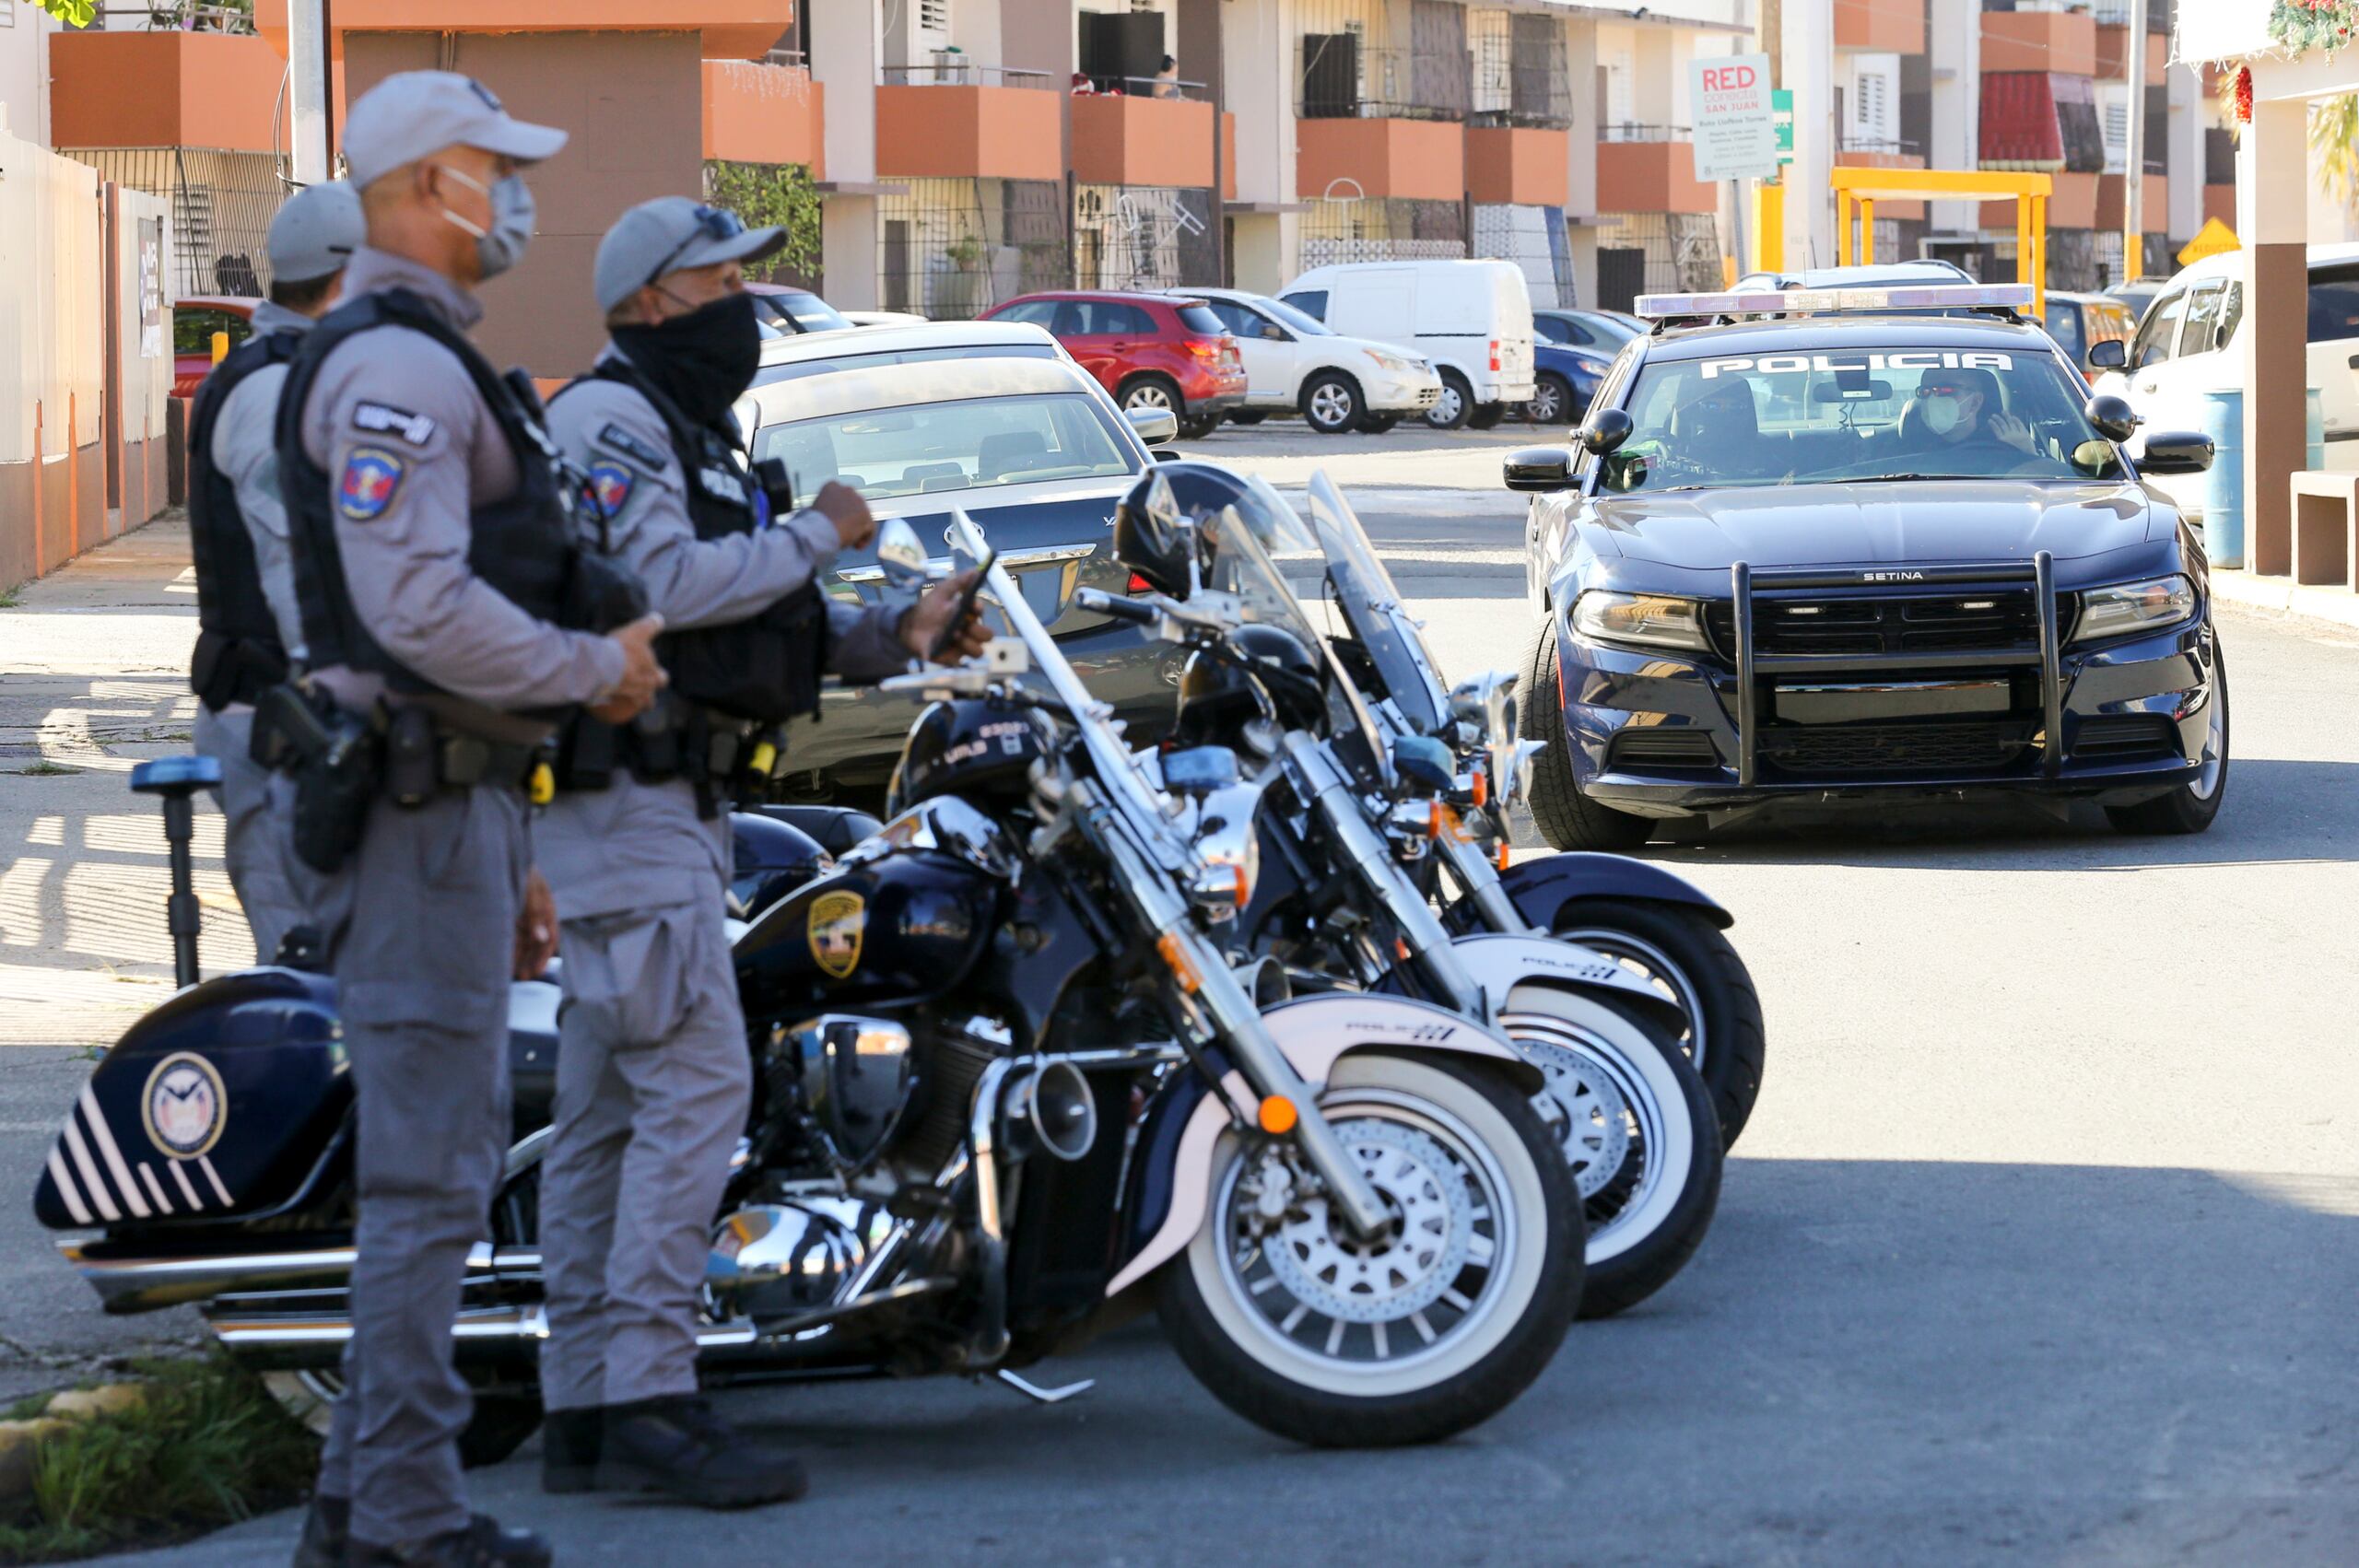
[593,197,787,313]
[265,180,364,284]
[342,71,568,191]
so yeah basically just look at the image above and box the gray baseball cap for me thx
[266,180,364,284]
[342,70,568,191]
[593,197,786,313]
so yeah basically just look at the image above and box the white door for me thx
[1204,298,1298,404]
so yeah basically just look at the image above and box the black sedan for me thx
[1508,287,2227,848]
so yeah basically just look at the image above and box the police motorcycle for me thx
[1085,468,1719,1319]
[37,514,1589,1453]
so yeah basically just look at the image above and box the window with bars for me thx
[877,177,1068,320]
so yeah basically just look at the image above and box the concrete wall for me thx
[0,127,106,588]
[0,6,62,149]
[106,184,176,534]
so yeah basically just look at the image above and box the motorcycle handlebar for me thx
[1074,588,1159,625]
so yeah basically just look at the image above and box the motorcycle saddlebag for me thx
[34,969,349,1231]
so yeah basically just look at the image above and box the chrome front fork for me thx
[1433,824,1534,935]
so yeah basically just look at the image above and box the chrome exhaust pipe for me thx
[208,1303,760,1365]
[68,1239,544,1316]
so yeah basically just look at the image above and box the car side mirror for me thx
[2086,337,2127,371]
[2084,394,2141,444]
[1579,406,1635,456]
[1392,734,1456,791]
[1503,446,1576,492]
[1125,405,1180,447]
[1261,322,1287,341]
[2137,431,2215,475]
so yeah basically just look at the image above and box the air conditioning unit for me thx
[916,0,952,56]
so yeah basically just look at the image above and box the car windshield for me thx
[755,291,854,333]
[1598,345,2127,492]
[1259,295,1334,336]
[752,392,1136,500]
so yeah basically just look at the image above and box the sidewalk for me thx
[2210,564,2359,636]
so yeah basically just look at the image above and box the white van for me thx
[1278,260,1537,430]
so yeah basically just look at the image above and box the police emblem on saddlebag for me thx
[807,891,865,979]
[141,1052,228,1160]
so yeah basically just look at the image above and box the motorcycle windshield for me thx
[1201,497,1391,780]
[1302,470,1450,736]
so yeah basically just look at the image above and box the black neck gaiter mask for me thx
[614,290,763,429]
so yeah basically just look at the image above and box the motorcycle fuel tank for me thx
[733,848,1001,1023]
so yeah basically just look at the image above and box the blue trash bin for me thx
[2194,390,2245,568]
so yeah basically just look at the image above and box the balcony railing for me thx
[94,2,254,30]
[1075,74,1212,103]
[1599,123,1693,144]
[881,62,1055,89]
[1838,136,1925,157]
[1299,39,1469,123]
[1470,30,1571,130]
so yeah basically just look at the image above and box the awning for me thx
[1979,73,2104,175]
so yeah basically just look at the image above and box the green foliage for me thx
[2272,1,2359,57]
[2318,95,2359,208]
[30,1,98,28]
[701,162,824,283]
[0,1357,318,1563]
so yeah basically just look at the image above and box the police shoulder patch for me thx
[585,462,637,520]
[352,401,439,447]
[596,422,670,473]
[337,447,407,521]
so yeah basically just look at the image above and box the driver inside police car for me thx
[1900,365,2038,458]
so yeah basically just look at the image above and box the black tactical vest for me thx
[558,355,828,725]
[188,330,301,712]
[275,288,646,705]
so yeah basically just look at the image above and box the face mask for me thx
[613,291,764,427]
[433,165,536,280]
[1919,393,1963,436]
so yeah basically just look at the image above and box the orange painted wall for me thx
[2203,183,2236,228]
[874,86,1063,182]
[1297,117,1465,203]
[1835,0,1926,54]
[51,33,288,152]
[1465,126,1569,207]
[2095,25,2167,85]
[1982,170,2096,231]
[702,60,825,176]
[1982,12,2096,76]
[1222,112,1238,202]
[255,0,791,60]
[1070,94,1215,189]
[1833,152,1926,220]
[1596,141,1715,216]
[2096,173,2169,232]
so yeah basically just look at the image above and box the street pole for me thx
[288,0,330,187]
[1761,0,1783,273]
[2122,0,2147,282]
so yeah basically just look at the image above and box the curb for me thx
[2209,568,2359,636]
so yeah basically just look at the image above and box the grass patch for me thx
[0,1357,318,1564]
[9,763,76,778]
[0,588,20,610]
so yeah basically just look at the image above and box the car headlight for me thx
[1367,349,1423,374]
[2071,574,2197,643]
[1569,590,1713,651]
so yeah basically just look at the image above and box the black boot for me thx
[595,1395,807,1510]
[541,1407,604,1495]
[345,1515,552,1568]
[288,1492,346,1568]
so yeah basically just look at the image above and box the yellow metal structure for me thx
[1827,169,2054,317]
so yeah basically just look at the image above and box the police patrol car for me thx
[1507,281,2228,847]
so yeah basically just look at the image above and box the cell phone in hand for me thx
[932,546,997,661]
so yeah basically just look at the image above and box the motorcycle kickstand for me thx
[992,1369,1096,1405]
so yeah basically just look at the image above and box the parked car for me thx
[1732,259,1973,293]
[1184,286,1440,434]
[2093,244,2359,521]
[2039,290,2138,380]
[841,309,931,329]
[1278,260,1536,430]
[735,330,1178,798]
[1526,309,1638,424]
[745,281,857,336]
[2107,278,2165,323]
[980,290,1246,439]
[745,318,1079,395]
[171,295,256,398]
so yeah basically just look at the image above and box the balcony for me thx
[1469,26,1572,130]
[1298,38,1467,123]
[254,0,792,60]
[1465,126,1569,206]
[1979,171,2096,231]
[1298,117,1467,203]
[874,74,1062,183]
[2097,172,2168,231]
[1596,128,1715,216]
[2095,23,2166,84]
[51,30,288,151]
[1837,0,1927,54]
[1980,8,2097,76]
[1837,139,1928,218]
[1071,91,1217,190]
[703,60,824,178]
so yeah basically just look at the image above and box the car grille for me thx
[1706,588,2055,660]
[1609,728,1719,775]
[2071,714,2179,765]
[1757,720,2036,775]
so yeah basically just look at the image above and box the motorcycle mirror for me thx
[1393,734,1456,791]
[2083,394,2140,444]
[875,519,929,591]
[1579,407,1635,456]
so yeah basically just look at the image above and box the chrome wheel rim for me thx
[1126,383,1175,411]
[1216,1090,1514,1372]
[1309,382,1355,427]
[1504,1010,1669,1250]
[1428,384,1463,426]
[1531,382,1563,422]
[1555,927,1708,1069]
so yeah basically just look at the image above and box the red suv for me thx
[982,290,1244,439]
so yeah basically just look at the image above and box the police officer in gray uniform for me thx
[276,74,666,1568]
[187,180,364,965]
[534,197,987,1508]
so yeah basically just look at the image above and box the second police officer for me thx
[276,74,666,1568]
[533,197,988,1509]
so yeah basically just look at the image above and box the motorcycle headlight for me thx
[2071,574,2197,643]
[1568,590,1712,652]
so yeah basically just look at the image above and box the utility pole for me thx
[2122,0,2148,282]
[288,0,331,186]
[1761,0,1783,273]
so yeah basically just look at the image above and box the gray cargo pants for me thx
[537,897,749,1412]
[191,704,310,966]
[314,786,526,1548]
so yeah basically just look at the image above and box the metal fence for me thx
[1469,12,1571,129]
[60,146,284,298]
[1594,212,1723,300]
[1074,185,1219,293]
[876,177,1068,320]
[1297,0,1473,122]
[1299,196,1466,270]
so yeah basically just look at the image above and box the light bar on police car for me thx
[1633,283,2036,320]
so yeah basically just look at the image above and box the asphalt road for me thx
[21,420,2359,1565]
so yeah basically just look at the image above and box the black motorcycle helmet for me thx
[1175,624,1325,746]
[1114,461,1301,596]
[886,699,1050,816]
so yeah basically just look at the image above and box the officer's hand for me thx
[900,570,991,662]
[515,869,558,981]
[814,481,877,553]
[591,614,668,724]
